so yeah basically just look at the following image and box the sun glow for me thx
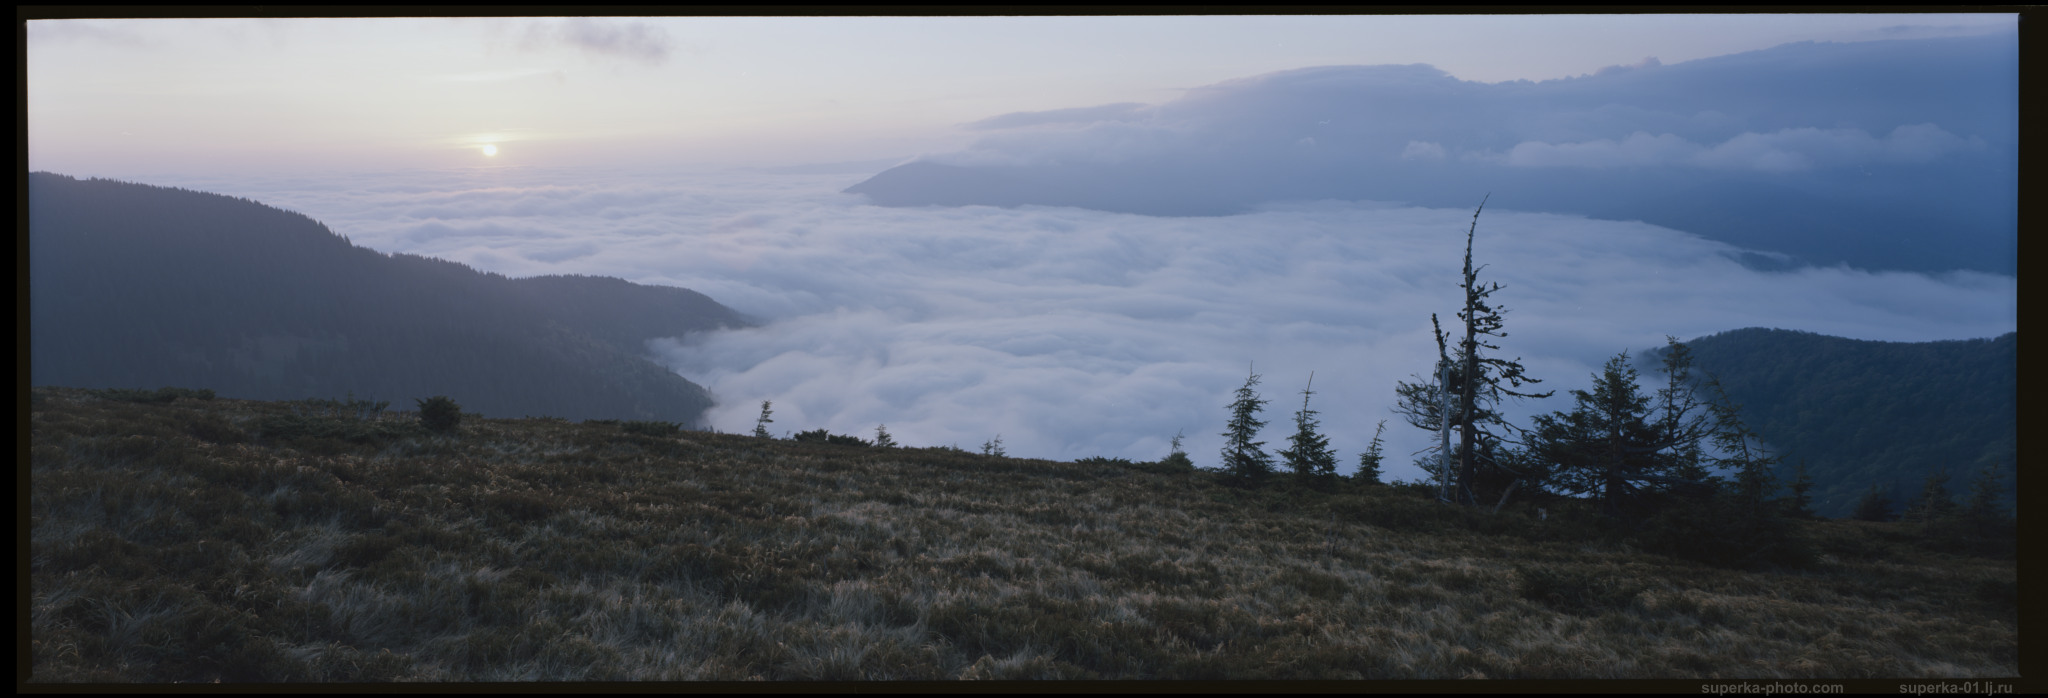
[480,144,498,157]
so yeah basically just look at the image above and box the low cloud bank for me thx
[849,33,2017,275]
[149,168,2016,483]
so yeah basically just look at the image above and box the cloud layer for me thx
[850,33,2017,275]
[148,167,2017,484]
[518,18,675,66]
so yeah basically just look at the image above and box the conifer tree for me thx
[1279,372,1339,485]
[1959,462,2014,537]
[1355,420,1387,485]
[874,423,896,449]
[1852,484,1897,522]
[1219,363,1274,486]
[1705,371,1778,508]
[1785,461,1817,519]
[753,400,774,439]
[1530,351,1710,518]
[981,435,1005,458]
[1159,430,1194,471]
[1396,199,1552,505]
[1907,470,1957,522]
[417,395,462,433]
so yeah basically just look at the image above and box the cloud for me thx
[847,33,2017,274]
[1503,132,1703,169]
[1593,56,1662,77]
[967,103,1150,130]
[434,68,567,84]
[1400,141,1446,161]
[519,18,674,66]
[150,167,2017,486]
[1501,124,1984,172]
[25,20,151,48]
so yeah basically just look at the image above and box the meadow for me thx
[27,387,2018,682]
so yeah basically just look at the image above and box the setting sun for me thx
[480,144,498,157]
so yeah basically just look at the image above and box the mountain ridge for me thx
[28,171,748,424]
[1644,327,2017,518]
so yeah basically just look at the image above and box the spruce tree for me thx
[874,423,896,449]
[1354,420,1387,485]
[1852,484,1896,522]
[417,395,462,433]
[1159,430,1194,471]
[1219,363,1274,486]
[1907,470,1957,522]
[1530,351,1709,518]
[753,400,774,439]
[1959,462,2014,540]
[1785,461,1817,519]
[1396,199,1552,505]
[1279,373,1339,486]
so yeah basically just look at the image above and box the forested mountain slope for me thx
[1650,328,2016,518]
[28,172,748,424]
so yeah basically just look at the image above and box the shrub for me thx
[417,396,462,433]
[254,414,406,450]
[1157,451,1195,472]
[1632,492,1813,570]
[92,386,216,404]
[620,420,681,437]
[792,428,869,447]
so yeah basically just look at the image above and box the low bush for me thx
[792,429,869,447]
[620,420,682,437]
[417,396,462,433]
[91,386,216,404]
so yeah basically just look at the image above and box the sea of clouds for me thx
[142,165,2015,483]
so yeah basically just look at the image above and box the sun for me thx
[480,144,498,157]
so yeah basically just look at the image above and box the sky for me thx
[24,14,2021,479]
[25,13,2021,174]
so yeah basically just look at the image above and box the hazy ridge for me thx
[28,172,747,424]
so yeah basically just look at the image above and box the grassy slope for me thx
[27,387,2018,682]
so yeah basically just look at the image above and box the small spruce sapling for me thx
[1785,460,1816,519]
[1355,420,1388,485]
[1852,484,1896,522]
[1219,363,1275,486]
[417,395,462,433]
[754,400,775,438]
[1159,429,1194,471]
[1279,372,1339,485]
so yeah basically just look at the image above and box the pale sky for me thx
[25,13,2019,176]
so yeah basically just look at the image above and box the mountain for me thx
[847,35,2017,275]
[1648,328,2017,518]
[27,172,749,424]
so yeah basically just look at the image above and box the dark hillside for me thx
[27,388,2017,681]
[1648,328,2016,518]
[28,172,747,424]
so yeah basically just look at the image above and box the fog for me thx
[145,166,2015,483]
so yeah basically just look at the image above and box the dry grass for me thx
[26,386,2018,681]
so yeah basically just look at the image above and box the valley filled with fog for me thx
[138,166,2016,482]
